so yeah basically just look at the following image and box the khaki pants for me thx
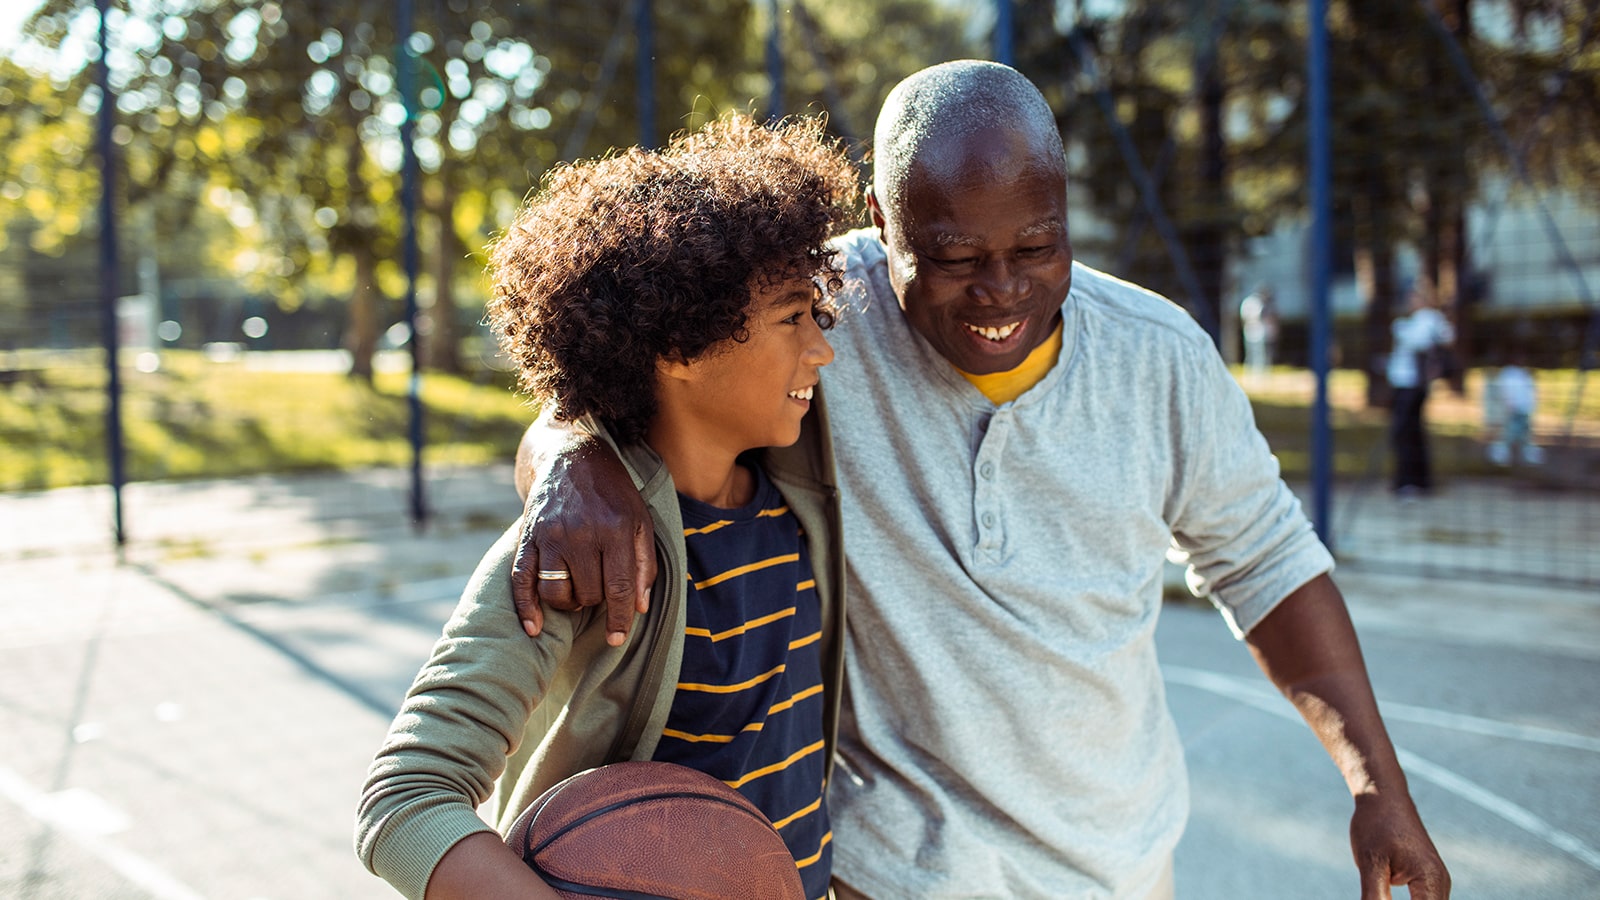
[830,858,1175,900]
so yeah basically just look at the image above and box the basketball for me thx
[505,760,806,899]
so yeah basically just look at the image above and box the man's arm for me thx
[512,412,655,646]
[1246,573,1451,900]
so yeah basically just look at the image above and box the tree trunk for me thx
[1353,185,1397,408]
[346,245,381,383]
[343,123,380,383]
[426,181,464,374]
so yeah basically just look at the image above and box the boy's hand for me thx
[511,432,655,647]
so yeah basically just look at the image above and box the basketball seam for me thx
[528,870,682,900]
[529,790,778,858]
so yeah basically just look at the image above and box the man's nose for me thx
[971,256,1024,305]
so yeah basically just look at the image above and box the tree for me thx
[414,0,758,372]
[1015,0,1240,335]
[6,0,767,380]
[776,0,978,146]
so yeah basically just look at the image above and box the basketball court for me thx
[2,469,1595,899]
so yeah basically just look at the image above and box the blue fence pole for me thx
[994,0,1014,66]
[1307,0,1333,547]
[766,0,782,120]
[96,0,126,546]
[399,0,426,528]
[637,0,655,147]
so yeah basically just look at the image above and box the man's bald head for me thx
[872,60,1066,216]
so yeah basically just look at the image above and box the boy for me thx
[355,113,858,900]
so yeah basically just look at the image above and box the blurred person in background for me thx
[1486,353,1542,467]
[1239,284,1278,378]
[1387,284,1457,497]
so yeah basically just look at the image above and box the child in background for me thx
[355,113,858,900]
[1488,358,1542,466]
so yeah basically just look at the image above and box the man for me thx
[511,61,1448,899]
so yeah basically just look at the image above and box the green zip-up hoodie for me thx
[355,394,846,900]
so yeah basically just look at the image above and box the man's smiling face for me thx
[873,129,1073,375]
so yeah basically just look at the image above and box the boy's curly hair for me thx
[486,113,860,444]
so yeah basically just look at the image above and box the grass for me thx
[0,350,534,492]
[1235,366,1600,481]
[2,351,1596,491]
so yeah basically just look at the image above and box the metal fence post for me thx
[994,0,1013,66]
[96,0,126,547]
[1308,0,1333,547]
[399,0,426,529]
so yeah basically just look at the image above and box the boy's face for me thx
[667,274,835,453]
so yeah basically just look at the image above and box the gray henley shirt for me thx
[822,229,1334,899]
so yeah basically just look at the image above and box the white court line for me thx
[1395,748,1600,871]
[1164,664,1600,753]
[0,766,206,900]
[1163,664,1600,873]
[1377,698,1600,754]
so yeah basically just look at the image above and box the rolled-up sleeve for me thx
[1166,346,1334,638]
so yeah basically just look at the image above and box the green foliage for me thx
[1,0,764,377]
[4,0,1593,387]
[775,0,978,145]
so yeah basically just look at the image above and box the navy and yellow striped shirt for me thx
[653,466,832,899]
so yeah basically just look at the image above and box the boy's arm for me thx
[512,412,655,645]
[357,527,580,899]
[425,833,562,900]
[1246,574,1451,900]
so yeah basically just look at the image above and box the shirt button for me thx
[979,462,995,479]
[981,512,996,528]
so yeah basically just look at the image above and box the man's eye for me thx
[932,256,978,271]
[1017,246,1053,259]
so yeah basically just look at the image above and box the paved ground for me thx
[1,467,1596,899]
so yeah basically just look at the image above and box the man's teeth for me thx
[788,386,814,400]
[966,322,1020,341]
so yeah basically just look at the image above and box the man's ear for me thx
[867,190,887,232]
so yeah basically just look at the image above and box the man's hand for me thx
[511,418,656,646]
[1246,573,1450,898]
[1351,792,1451,899]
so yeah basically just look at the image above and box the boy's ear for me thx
[656,352,695,383]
